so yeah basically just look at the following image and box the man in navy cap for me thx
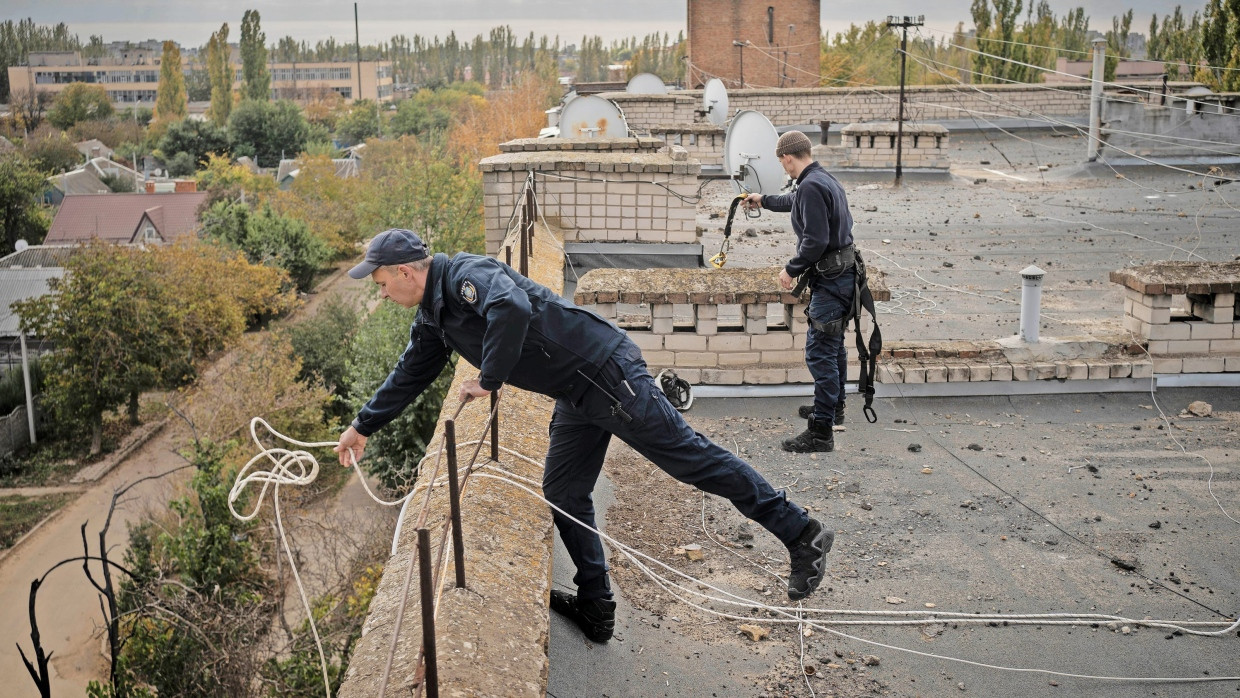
[335,229,835,643]
[744,130,857,453]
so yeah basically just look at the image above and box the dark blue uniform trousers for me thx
[806,271,855,423]
[543,337,810,601]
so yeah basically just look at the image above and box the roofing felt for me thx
[0,268,64,335]
[44,191,208,244]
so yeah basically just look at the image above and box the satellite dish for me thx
[1184,85,1214,97]
[14,240,29,252]
[562,89,579,106]
[724,110,785,195]
[701,78,729,127]
[558,95,628,139]
[626,72,668,95]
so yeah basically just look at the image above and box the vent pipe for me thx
[1020,265,1046,343]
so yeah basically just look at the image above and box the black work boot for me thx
[781,416,835,452]
[550,589,616,643]
[786,518,834,600]
[798,401,845,425]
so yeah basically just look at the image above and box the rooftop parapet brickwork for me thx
[1109,261,1240,295]
[650,124,727,135]
[841,122,949,136]
[574,266,890,305]
[479,150,700,174]
[498,136,667,153]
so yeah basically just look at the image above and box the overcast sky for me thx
[4,1,1209,46]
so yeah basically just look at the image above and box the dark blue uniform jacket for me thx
[762,161,854,277]
[352,252,624,437]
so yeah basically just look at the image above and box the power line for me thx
[946,40,1240,116]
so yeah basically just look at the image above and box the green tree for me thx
[165,150,196,177]
[207,23,233,126]
[1104,9,1133,82]
[153,41,187,123]
[23,124,82,173]
[13,241,292,453]
[116,442,272,698]
[240,10,270,101]
[346,300,455,489]
[14,244,173,453]
[284,294,361,414]
[334,99,381,145]
[157,117,229,168]
[0,155,50,254]
[227,99,309,167]
[358,137,485,255]
[389,83,485,137]
[200,200,331,292]
[0,19,82,100]
[46,82,113,130]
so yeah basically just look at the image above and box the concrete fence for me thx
[0,405,32,456]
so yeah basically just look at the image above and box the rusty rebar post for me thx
[444,419,466,588]
[489,391,500,462]
[519,186,530,277]
[417,527,439,698]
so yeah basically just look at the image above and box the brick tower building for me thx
[686,0,821,89]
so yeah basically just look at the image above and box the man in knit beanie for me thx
[744,130,857,452]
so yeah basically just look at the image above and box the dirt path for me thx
[0,262,373,697]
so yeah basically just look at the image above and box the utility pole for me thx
[1087,37,1106,162]
[732,40,747,88]
[885,15,923,186]
[354,3,363,101]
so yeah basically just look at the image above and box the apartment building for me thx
[8,51,394,105]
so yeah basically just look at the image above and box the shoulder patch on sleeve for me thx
[460,279,478,304]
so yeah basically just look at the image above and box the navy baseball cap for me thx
[348,229,429,279]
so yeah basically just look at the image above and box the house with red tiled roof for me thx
[44,191,208,245]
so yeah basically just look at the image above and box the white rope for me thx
[470,468,1240,686]
[230,411,1238,692]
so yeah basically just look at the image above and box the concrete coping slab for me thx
[498,136,666,153]
[841,122,949,136]
[1110,260,1240,295]
[573,266,890,306]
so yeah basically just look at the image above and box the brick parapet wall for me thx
[603,82,1196,132]
[480,142,701,257]
[833,122,951,169]
[650,125,726,169]
[1111,262,1240,373]
[574,267,888,385]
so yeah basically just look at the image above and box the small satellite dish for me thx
[14,240,29,252]
[558,95,628,139]
[626,72,668,95]
[1184,85,1214,97]
[700,78,729,127]
[724,110,785,195]
[562,89,579,106]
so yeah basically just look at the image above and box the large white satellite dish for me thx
[626,72,668,95]
[723,110,785,195]
[558,95,628,139]
[701,78,729,127]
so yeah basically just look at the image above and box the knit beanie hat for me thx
[775,130,813,157]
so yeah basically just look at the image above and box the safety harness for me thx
[792,245,883,424]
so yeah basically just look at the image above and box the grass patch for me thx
[0,492,77,549]
[0,394,172,488]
